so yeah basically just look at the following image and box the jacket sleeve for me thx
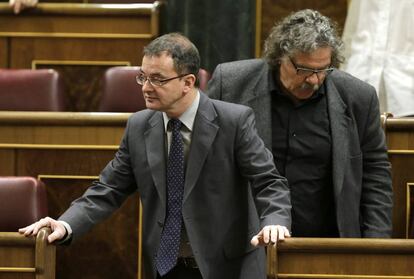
[359,91,393,237]
[234,107,292,230]
[58,118,137,241]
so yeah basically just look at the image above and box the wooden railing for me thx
[267,237,414,279]
[0,228,56,279]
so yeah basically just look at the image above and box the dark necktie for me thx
[156,119,185,276]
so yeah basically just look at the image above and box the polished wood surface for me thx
[0,2,160,111]
[0,112,142,279]
[0,111,129,145]
[267,237,414,279]
[383,116,414,238]
[0,227,55,279]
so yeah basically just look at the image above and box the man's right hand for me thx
[19,216,67,243]
[9,0,38,14]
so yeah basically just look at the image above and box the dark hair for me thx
[143,33,200,76]
[263,9,344,68]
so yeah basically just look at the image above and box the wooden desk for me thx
[383,116,414,238]
[0,228,55,279]
[0,111,144,279]
[267,237,414,279]
[0,2,161,111]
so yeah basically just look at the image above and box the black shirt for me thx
[270,72,338,237]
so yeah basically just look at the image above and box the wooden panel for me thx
[385,116,414,238]
[408,183,414,238]
[0,150,15,176]
[0,111,129,145]
[0,2,160,111]
[267,238,414,279]
[0,38,6,68]
[0,14,153,35]
[389,153,414,238]
[256,0,348,57]
[40,176,139,279]
[11,38,146,66]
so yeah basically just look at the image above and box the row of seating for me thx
[0,67,211,112]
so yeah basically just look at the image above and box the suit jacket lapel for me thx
[244,61,272,149]
[183,93,219,202]
[326,77,350,199]
[144,112,167,206]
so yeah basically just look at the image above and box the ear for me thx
[182,74,196,92]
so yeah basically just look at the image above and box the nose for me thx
[305,72,321,85]
[141,78,153,91]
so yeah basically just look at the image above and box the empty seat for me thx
[99,66,145,112]
[0,69,66,111]
[0,176,48,232]
[197,68,211,92]
[98,66,211,112]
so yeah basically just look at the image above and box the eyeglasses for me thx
[289,57,334,78]
[136,73,191,87]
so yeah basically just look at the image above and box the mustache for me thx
[300,83,319,91]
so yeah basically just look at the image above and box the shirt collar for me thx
[163,90,200,132]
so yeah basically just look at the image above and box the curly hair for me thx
[263,9,344,69]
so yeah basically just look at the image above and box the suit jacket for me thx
[59,92,291,279]
[207,58,393,238]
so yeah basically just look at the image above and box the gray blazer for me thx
[207,58,393,238]
[59,92,291,279]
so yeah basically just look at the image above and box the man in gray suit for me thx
[19,33,291,279]
[207,9,393,238]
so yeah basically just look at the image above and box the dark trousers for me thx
[157,264,202,279]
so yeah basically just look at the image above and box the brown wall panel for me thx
[0,14,152,35]
[389,154,414,238]
[387,131,414,150]
[15,149,115,176]
[0,38,7,68]
[0,150,15,176]
[10,38,147,67]
[42,177,139,279]
[385,117,414,238]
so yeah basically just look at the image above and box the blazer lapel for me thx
[326,77,350,199]
[183,93,219,202]
[244,62,272,149]
[144,112,167,206]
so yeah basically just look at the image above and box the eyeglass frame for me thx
[136,72,193,87]
[288,57,334,78]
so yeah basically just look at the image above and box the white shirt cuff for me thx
[58,220,73,242]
